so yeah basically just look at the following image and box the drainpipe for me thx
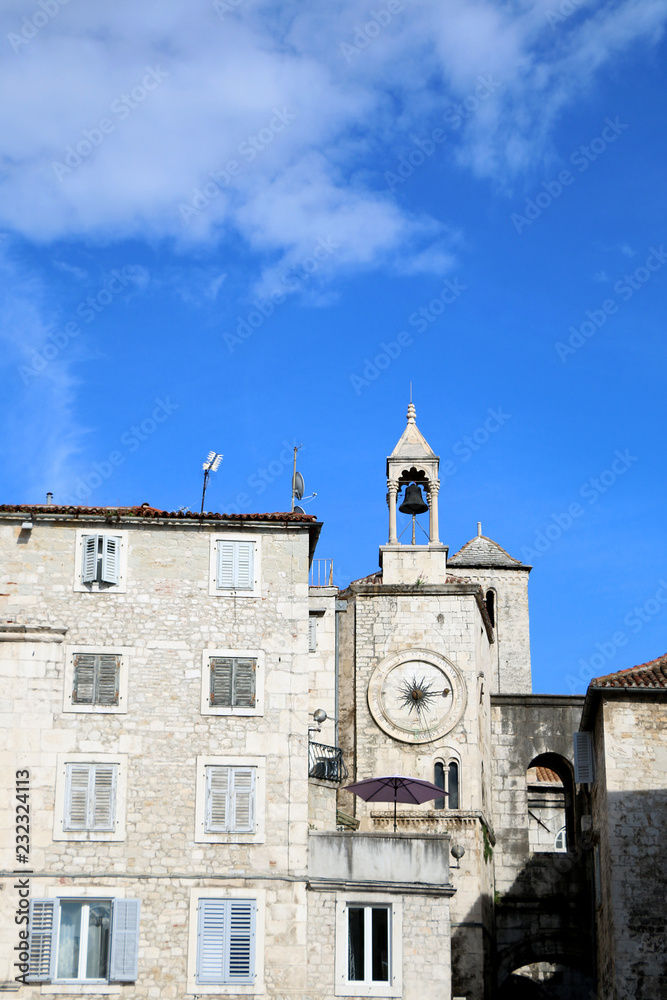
[334,598,347,747]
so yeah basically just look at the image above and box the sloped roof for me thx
[0,503,316,523]
[591,653,667,689]
[527,766,563,785]
[389,403,437,461]
[448,534,527,569]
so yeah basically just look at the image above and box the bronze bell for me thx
[399,483,429,516]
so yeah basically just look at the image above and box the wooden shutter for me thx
[308,617,317,652]
[231,768,255,832]
[92,765,117,830]
[216,541,236,589]
[73,653,96,704]
[235,542,254,589]
[97,655,120,705]
[28,900,56,981]
[206,766,229,832]
[210,658,233,706]
[216,540,254,589]
[101,536,120,584]
[573,731,595,783]
[233,659,256,707]
[197,899,255,985]
[109,899,140,981]
[65,765,91,829]
[82,535,98,582]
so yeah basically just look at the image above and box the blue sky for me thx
[1,0,666,695]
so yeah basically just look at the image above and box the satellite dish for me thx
[293,505,306,514]
[294,471,305,500]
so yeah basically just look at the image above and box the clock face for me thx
[368,649,466,744]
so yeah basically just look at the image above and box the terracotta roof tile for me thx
[591,652,667,690]
[527,766,563,785]
[0,503,316,524]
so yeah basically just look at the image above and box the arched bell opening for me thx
[389,466,439,547]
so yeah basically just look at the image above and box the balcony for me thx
[308,741,348,783]
[309,558,334,587]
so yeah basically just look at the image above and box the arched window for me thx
[434,762,445,810]
[433,758,460,810]
[448,761,459,809]
[554,826,567,852]
[485,589,495,628]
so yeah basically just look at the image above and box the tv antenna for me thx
[291,445,317,511]
[201,451,223,514]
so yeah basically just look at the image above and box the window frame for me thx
[54,753,127,842]
[63,645,132,715]
[335,895,402,998]
[208,534,261,598]
[30,886,138,995]
[73,530,127,594]
[195,755,265,844]
[200,648,264,717]
[187,888,265,996]
[433,752,462,811]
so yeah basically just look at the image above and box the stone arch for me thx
[497,932,594,998]
[526,752,576,852]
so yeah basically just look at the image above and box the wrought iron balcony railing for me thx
[308,741,348,783]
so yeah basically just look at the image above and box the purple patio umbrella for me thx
[344,775,448,832]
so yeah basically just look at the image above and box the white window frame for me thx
[554,826,567,852]
[335,895,402,998]
[73,530,127,594]
[187,888,265,996]
[54,753,127,842]
[208,533,261,598]
[63,645,132,715]
[195,755,265,844]
[200,648,264,717]
[38,885,130,996]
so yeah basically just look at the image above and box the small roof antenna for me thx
[291,445,303,512]
[410,381,412,403]
[201,451,223,514]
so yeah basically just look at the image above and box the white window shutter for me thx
[28,900,56,981]
[97,654,120,705]
[217,541,236,589]
[210,658,233,706]
[65,764,91,829]
[92,765,117,830]
[309,617,317,652]
[231,768,255,833]
[235,542,254,589]
[110,899,140,981]
[101,536,120,584]
[73,653,96,703]
[82,535,98,582]
[198,898,228,983]
[233,659,256,708]
[206,766,230,832]
[573,731,595,783]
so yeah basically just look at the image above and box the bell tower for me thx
[381,402,448,585]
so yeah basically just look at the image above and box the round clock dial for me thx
[368,649,466,744]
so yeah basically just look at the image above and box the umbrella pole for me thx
[393,789,397,833]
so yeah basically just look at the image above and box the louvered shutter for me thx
[101,536,120,584]
[197,899,255,985]
[235,542,254,589]
[228,901,255,982]
[97,655,120,705]
[210,658,233,706]
[233,659,256,707]
[309,617,317,652]
[231,768,255,833]
[82,535,98,583]
[573,731,595,783]
[109,899,140,981]
[198,898,227,983]
[206,766,229,832]
[73,653,96,704]
[216,542,236,589]
[92,765,116,830]
[28,900,56,981]
[65,765,91,830]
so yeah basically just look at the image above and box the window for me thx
[554,826,567,852]
[433,758,460,810]
[210,657,256,708]
[448,761,460,809]
[196,899,256,986]
[335,897,401,997]
[485,589,495,628]
[209,536,260,597]
[206,766,255,833]
[72,654,120,705]
[28,898,140,983]
[434,762,445,809]
[74,530,126,593]
[309,615,318,652]
[64,764,116,831]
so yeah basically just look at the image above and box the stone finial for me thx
[407,402,416,424]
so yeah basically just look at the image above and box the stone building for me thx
[1,403,665,1000]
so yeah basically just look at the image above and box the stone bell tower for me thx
[381,402,448,585]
